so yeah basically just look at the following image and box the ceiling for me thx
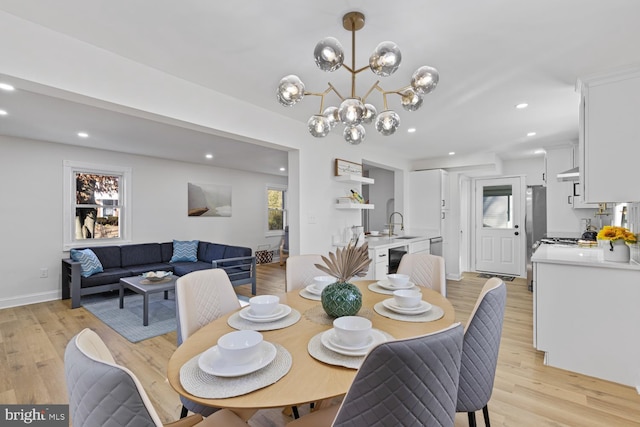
[1,1,640,175]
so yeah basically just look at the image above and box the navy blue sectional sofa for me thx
[62,241,255,308]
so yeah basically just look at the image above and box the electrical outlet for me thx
[40,268,48,278]
[308,215,317,224]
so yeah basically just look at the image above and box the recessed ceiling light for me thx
[515,103,528,109]
[527,132,536,137]
[407,128,416,133]
[534,149,545,155]
[0,83,15,91]
[279,167,286,171]
[0,110,7,116]
[448,152,455,156]
[77,132,89,138]
[205,154,213,159]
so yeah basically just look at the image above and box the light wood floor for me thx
[1,264,639,426]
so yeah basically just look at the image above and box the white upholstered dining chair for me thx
[175,269,256,421]
[64,328,247,427]
[396,252,447,296]
[285,254,327,292]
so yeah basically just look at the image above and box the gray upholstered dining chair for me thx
[396,252,447,296]
[64,328,247,427]
[175,269,256,421]
[456,277,507,427]
[287,323,464,427]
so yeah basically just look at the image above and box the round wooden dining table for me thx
[166,280,456,410]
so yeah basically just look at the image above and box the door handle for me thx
[514,231,519,236]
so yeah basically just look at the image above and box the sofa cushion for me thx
[171,261,211,276]
[170,240,199,263]
[203,243,227,262]
[70,249,104,278]
[222,246,252,268]
[80,268,132,288]
[120,243,162,267]
[127,263,174,276]
[89,246,122,269]
[160,242,174,262]
[197,241,211,261]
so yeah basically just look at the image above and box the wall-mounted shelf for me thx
[334,175,374,185]
[335,203,375,210]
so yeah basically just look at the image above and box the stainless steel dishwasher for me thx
[429,237,443,256]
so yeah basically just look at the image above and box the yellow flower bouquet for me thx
[596,226,637,244]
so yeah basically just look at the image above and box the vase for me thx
[321,282,362,318]
[602,239,630,263]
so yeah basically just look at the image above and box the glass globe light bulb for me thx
[375,110,401,136]
[369,41,402,77]
[400,89,423,111]
[338,98,365,125]
[314,37,345,72]
[362,104,377,124]
[307,115,331,137]
[411,66,439,95]
[323,106,340,129]
[344,124,366,145]
[277,75,305,106]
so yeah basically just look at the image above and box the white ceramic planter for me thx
[602,239,630,263]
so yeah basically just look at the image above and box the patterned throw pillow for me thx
[70,248,104,278]
[170,240,199,263]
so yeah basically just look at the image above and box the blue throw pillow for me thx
[170,240,199,263]
[70,248,104,278]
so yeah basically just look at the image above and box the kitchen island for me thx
[532,244,640,389]
[363,232,440,280]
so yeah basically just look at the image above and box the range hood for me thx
[557,166,579,181]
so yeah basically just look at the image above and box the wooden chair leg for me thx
[468,411,477,427]
[482,405,491,427]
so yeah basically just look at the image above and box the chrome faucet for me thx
[388,212,404,236]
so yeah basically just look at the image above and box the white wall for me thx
[502,157,545,186]
[0,135,286,308]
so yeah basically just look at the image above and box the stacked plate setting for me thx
[320,316,386,357]
[239,295,291,323]
[198,330,277,377]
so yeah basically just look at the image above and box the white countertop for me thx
[531,244,640,271]
[364,231,439,250]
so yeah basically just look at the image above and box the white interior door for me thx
[474,176,524,276]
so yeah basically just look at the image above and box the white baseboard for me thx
[446,273,463,281]
[0,290,61,310]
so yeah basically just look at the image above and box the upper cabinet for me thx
[579,68,640,203]
[408,169,449,234]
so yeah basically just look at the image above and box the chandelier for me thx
[276,11,439,145]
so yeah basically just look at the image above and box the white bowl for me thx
[333,316,372,347]
[217,330,263,365]
[369,230,380,236]
[393,289,422,308]
[142,271,172,281]
[313,276,335,291]
[387,273,410,287]
[249,295,280,316]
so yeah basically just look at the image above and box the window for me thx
[482,185,513,228]
[63,161,131,250]
[266,184,287,236]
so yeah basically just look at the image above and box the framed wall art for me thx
[187,182,232,217]
[334,158,363,177]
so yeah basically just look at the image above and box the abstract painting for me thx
[187,182,232,217]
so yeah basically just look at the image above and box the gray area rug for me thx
[83,292,176,343]
[477,273,515,282]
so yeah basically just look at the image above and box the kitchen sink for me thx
[394,236,418,240]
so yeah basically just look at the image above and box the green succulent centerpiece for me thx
[315,241,371,318]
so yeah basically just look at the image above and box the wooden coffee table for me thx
[119,275,178,326]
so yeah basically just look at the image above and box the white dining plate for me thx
[198,341,277,377]
[239,304,292,323]
[376,279,416,291]
[382,298,432,315]
[304,284,323,296]
[320,328,388,356]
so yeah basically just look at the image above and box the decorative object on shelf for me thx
[597,225,636,263]
[316,239,371,317]
[335,158,363,176]
[350,189,365,203]
[277,11,439,145]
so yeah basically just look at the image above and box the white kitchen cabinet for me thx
[408,239,430,254]
[534,256,640,388]
[545,146,582,232]
[364,247,389,280]
[579,68,640,203]
[408,169,449,235]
